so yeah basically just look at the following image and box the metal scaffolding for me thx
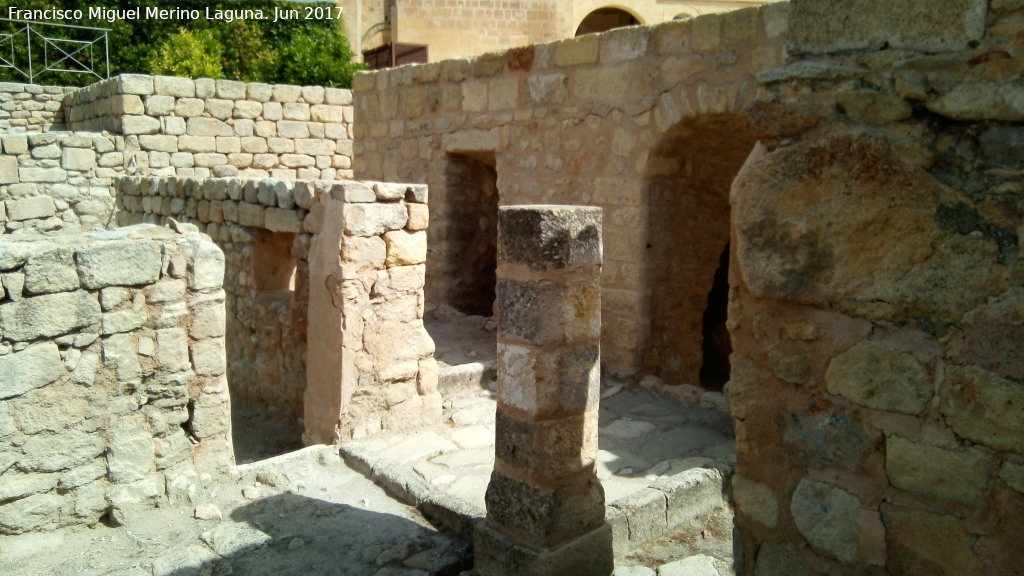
[0,18,110,84]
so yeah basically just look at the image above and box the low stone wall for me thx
[0,224,232,534]
[113,176,440,444]
[0,82,76,132]
[1,132,125,234]
[729,1,1024,574]
[65,75,354,181]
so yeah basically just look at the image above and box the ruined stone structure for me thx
[353,4,787,388]
[476,205,611,575]
[727,1,1024,573]
[0,82,76,132]
[0,224,231,534]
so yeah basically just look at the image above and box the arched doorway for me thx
[642,113,756,390]
[575,7,640,36]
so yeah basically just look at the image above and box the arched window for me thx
[575,7,640,36]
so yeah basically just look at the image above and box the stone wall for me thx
[728,0,1024,574]
[115,176,316,426]
[63,75,355,181]
[0,224,232,534]
[1,132,125,235]
[113,176,440,445]
[354,4,787,384]
[0,82,75,132]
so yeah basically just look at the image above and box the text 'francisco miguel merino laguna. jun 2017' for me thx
[7,5,344,24]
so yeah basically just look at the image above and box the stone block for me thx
[282,102,311,121]
[190,338,226,376]
[0,156,18,184]
[497,343,599,416]
[652,468,725,528]
[189,240,224,291]
[277,121,310,138]
[157,327,190,372]
[61,147,96,171]
[999,460,1024,494]
[0,492,63,533]
[265,208,301,233]
[177,135,215,153]
[2,134,29,154]
[498,206,602,271]
[138,135,177,153]
[344,203,408,237]
[940,365,1024,452]
[553,34,599,66]
[216,79,247,100]
[76,240,162,289]
[881,506,982,575]
[407,203,428,230]
[187,117,227,137]
[233,100,262,119]
[118,74,154,95]
[474,521,613,576]
[23,247,79,294]
[0,289,100,341]
[0,342,64,399]
[341,235,386,268]
[17,167,65,183]
[788,0,987,54]
[886,436,991,506]
[494,407,598,479]
[144,94,175,116]
[497,278,600,347]
[121,115,161,135]
[153,75,195,97]
[107,428,155,483]
[383,230,427,266]
[790,479,860,564]
[825,341,930,415]
[189,299,225,340]
[174,98,205,117]
[484,471,606,547]
[102,307,147,335]
[7,196,55,221]
[599,25,649,63]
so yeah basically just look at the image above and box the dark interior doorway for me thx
[576,8,639,36]
[699,244,731,389]
[444,152,499,316]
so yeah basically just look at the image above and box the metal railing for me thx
[0,18,110,84]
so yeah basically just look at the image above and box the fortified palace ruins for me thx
[0,1,1022,575]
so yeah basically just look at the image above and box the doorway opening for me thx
[443,152,499,317]
[576,8,640,36]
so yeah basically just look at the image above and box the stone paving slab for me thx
[341,378,737,560]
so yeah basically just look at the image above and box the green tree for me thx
[148,28,224,79]
[278,24,361,88]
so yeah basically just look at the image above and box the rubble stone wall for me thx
[0,132,125,235]
[354,4,788,382]
[0,82,75,132]
[0,224,232,535]
[63,75,355,181]
[114,176,316,425]
[729,0,1024,574]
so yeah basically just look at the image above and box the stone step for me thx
[438,360,496,396]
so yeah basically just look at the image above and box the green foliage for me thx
[148,28,224,79]
[278,24,361,88]
[0,0,364,87]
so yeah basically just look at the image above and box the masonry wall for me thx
[0,224,232,534]
[0,82,75,132]
[354,5,787,382]
[115,176,317,425]
[728,1,1024,574]
[64,75,355,181]
[114,176,441,444]
[0,131,125,234]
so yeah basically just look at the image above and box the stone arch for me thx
[575,4,645,36]
[641,112,757,389]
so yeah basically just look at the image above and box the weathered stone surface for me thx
[825,341,930,415]
[0,492,63,533]
[0,290,100,341]
[0,343,64,399]
[498,206,602,271]
[940,365,1024,453]
[657,555,721,576]
[344,203,408,236]
[200,521,272,556]
[732,474,778,527]
[342,235,386,268]
[886,436,992,506]
[882,507,982,576]
[189,240,224,291]
[778,410,873,472]
[497,278,600,347]
[1000,460,1024,494]
[790,479,860,564]
[769,350,811,385]
[948,288,1024,381]
[484,471,606,546]
[788,0,986,54]
[752,542,816,576]
[76,241,162,288]
[383,230,427,266]
[7,196,55,221]
[23,247,78,294]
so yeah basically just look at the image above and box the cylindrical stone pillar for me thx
[475,205,612,576]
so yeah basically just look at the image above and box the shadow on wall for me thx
[643,113,756,390]
[162,493,469,576]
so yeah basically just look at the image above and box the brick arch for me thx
[573,0,661,30]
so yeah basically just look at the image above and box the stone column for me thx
[475,205,612,576]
